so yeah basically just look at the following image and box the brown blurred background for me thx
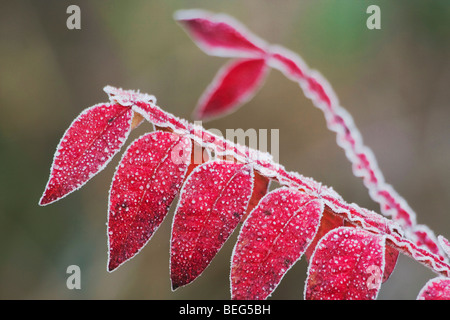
[1,0,449,300]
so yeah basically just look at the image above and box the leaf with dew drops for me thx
[39,103,133,206]
[107,131,192,271]
[417,277,450,300]
[170,160,254,289]
[305,208,398,284]
[305,227,386,300]
[231,187,324,300]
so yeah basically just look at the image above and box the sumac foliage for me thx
[39,9,450,300]
[107,131,192,271]
[171,160,254,289]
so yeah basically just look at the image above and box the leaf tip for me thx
[38,187,61,206]
[171,282,180,291]
[170,274,187,291]
[38,194,51,206]
[107,257,121,273]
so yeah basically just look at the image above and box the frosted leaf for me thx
[305,227,386,300]
[231,187,324,300]
[174,9,267,58]
[170,160,254,289]
[417,277,450,300]
[39,103,133,205]
[194,58,269,121]
[305,207,398,284]
[107,131,191,271]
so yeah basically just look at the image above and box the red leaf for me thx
[170,160,254,289]
[383,241,399,283]
[174,9,267,58]
[306,208,398,284]
[342,219,398,284]
[343,221,398,284]
[231,188,324,300]
[242,170,270,222]
[107,131,192,271]
[305,227,386,300]
[417,277,450,300]
[39,103,133,206]
[305,208,344,261]
[194,58,269,121]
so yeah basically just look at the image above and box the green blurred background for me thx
[1,0,449,299]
